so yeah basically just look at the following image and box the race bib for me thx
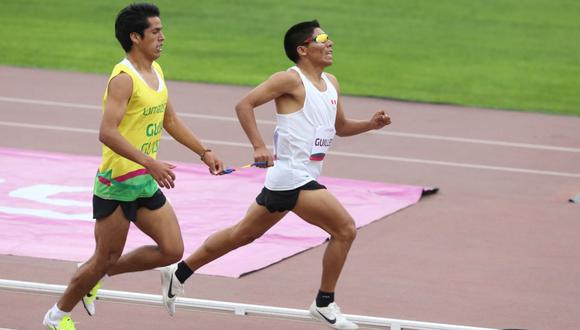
[310,126,335,161]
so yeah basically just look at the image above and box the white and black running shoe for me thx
[309,301,359,329]
[160,263,184,316]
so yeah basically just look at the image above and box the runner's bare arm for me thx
[235,71,301,165]
[163,100,224,174]
[327,73,391,137]
[99,73,176,188]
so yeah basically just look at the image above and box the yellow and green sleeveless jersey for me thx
[94,58,168,201]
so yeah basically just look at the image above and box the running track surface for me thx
[0,66,579,330]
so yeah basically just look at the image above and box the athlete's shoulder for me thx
[109,60,134,80]
[271,69,300,80]
[111,59,130,72]
[108,71,133,96]
[267,70,301,88]
[104,60,133,99]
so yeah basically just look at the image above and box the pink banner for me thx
[0,147,424,277]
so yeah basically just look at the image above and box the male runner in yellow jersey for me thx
[43,3,224,329]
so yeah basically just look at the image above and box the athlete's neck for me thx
[297,62,325,84]
[126,53,154,73]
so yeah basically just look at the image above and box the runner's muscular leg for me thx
[58,206,130,311]
[184,202,287,271]
[107,202,183,276]
[292,189,357,293]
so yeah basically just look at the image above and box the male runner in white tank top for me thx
[162,20,391,329]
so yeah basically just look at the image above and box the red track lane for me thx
[1,66,579,330]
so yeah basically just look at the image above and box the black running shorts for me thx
[256,180,326,213]
[92,189,167,222]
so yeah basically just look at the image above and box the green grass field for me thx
[2,0,579,115]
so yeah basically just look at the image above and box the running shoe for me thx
[77,262,101,316]
[82,280,101,316]
[160,263,184,316]
[43,310,76,330]
[309,301,359,329]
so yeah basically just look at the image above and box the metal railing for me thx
[0,279,498,330]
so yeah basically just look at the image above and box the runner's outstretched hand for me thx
[369,110,391,129]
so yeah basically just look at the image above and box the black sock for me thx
[316,290,334,307]
[174,261,194,283]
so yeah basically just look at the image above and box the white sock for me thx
[49,304,69,321]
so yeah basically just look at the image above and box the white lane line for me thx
[327,150,580,178]
[371,130,580,153]
[0,96,277,125]
[0,96,99,110]
[0,121,250,148]
[1,95,578,153]
[0,121,99,134]
[1,120,579,178]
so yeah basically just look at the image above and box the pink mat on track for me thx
[0,147,424,277]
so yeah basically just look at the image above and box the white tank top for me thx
[265,66,338,191]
